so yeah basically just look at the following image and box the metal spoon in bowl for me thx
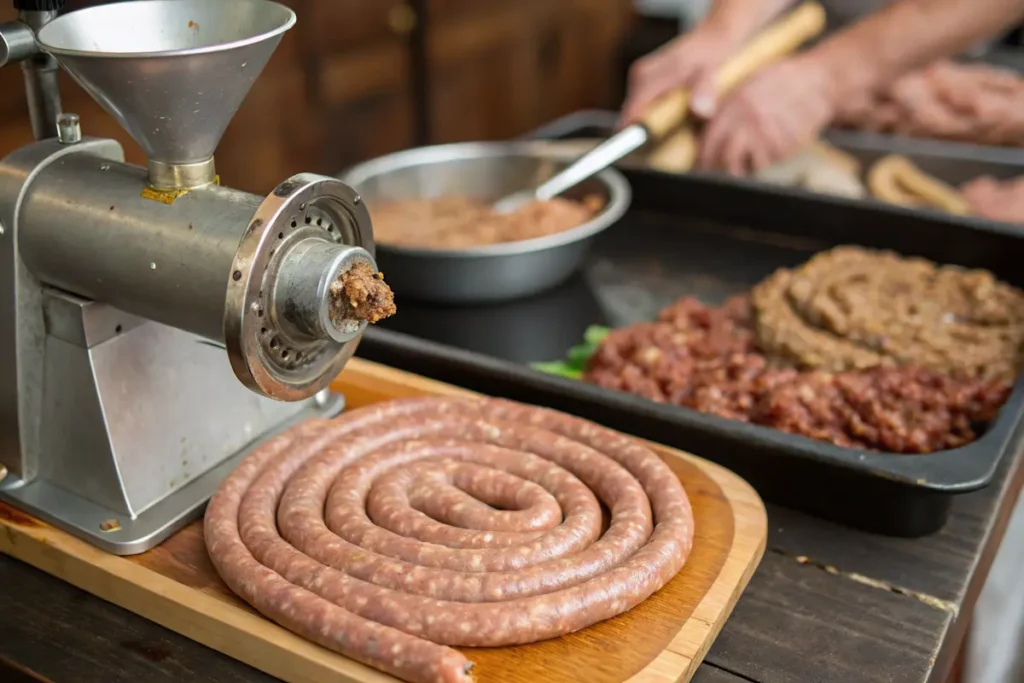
[492,0,827,214]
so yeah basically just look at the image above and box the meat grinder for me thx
[0,0,381,554]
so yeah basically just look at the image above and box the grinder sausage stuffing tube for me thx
[205,396,695,683]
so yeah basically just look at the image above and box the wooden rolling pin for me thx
[643,1,827,140]
[646,1,827,172]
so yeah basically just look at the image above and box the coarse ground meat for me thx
[755,366,1008,452]
[751,246,1024,382]
[328,260,397,327]
[833,60,1024,147]
[584,295,1012,453]
[961,175,1024,225]
[369,195,604,249]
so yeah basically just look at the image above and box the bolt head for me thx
[56,112,82,145]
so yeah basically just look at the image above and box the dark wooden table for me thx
[2,443,1021,683]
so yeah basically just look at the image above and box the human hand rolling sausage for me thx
[696,55,835,175]
[621,0,796,129]
[622,0,1024,175]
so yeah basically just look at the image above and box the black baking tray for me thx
[356,123,1024,538]
[527,109,1024,196]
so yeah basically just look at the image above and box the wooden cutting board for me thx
[0,358,767,683]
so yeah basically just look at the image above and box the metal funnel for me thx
[35,0,295,188]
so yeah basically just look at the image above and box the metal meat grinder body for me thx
[0,0,380,554]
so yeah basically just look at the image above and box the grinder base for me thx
[0,291,344,557]
[0,387,343,556]
[0,390,341,556]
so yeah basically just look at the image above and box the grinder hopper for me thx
[35,0,295,189]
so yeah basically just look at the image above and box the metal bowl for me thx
[337,141,631,305]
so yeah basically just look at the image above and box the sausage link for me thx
[205,396,694,683]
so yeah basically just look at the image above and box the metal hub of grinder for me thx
[226,175,378,401]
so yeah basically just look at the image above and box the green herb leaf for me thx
[529,362,583,379]
[566,343,595,369]
[530,325,612,381]
[583,325,611,346]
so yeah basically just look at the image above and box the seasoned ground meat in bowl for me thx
[338,142,631,304]
[369,194,606,250]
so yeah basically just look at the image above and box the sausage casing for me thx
[205,396,694,683]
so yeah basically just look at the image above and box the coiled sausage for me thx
[204,396,694,683]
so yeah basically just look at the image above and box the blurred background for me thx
[0,0,632,193]
[4,1,1023,196]
[0,0,1008,195]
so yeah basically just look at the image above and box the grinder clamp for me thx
[0,0,382,553]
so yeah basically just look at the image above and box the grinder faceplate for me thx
[226,174,377,401]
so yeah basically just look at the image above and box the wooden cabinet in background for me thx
[427,0,632,142]
[0,0,631,194]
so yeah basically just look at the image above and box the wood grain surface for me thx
[0,358,767,683]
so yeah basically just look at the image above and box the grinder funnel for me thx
[35,0,295,189]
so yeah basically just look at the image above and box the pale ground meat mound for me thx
[584,295,1011,453]
[751,246,1024,382]
[328,261,397,327]
[370,195,604,249]
[961,175,1024,225]
[833,60,1024,147]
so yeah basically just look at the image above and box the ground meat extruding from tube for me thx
[329,260,397,327]
[585,295,1011,453]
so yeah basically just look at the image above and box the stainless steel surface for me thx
[225,174,377,400]
[19,9,62,140]
[0,20,37,66]
[0,379,344,555]
[339,141,631,304]
[493,124,647,213]
[147,157,217,191]
[35,0,295,187]
[34,291,323,520]
[17,152,263,343]
[56,111,80,143]
[1,138,120,485]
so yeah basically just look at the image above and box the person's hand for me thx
[698,55,836,175]
[620,28,737,127]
